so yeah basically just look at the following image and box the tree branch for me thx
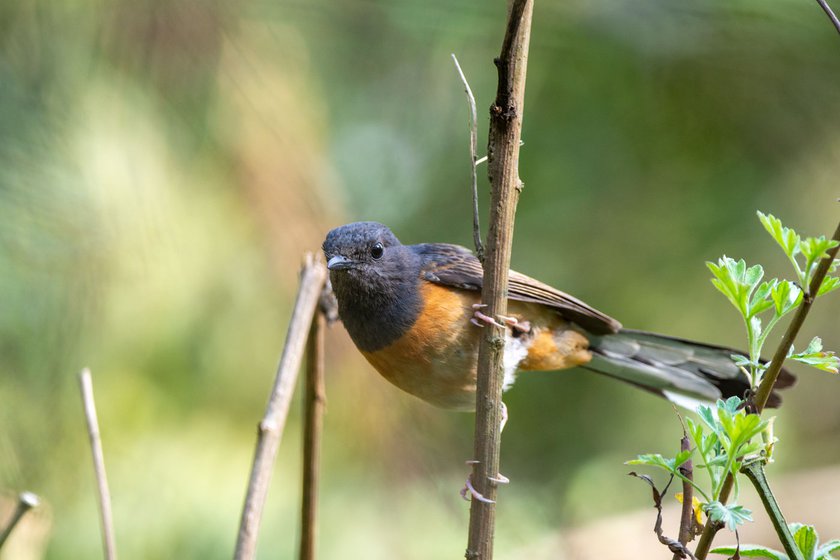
[79,368,118,560]
[815,0,840,35]
[298,306,327,560]
[0,492,40,550]
[235,254,328,560]
[465,1,533,558]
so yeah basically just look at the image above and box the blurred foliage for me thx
[1,0,839,558]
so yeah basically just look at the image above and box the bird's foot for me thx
[470,304,531,334]
[460,460,510,504]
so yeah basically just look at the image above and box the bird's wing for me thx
[413,243,622,335]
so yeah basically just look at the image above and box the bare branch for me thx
[674,431,698,559]
[816,0,840,35]
[79,368,118,560]
[451,53,484,262]
[298,308,326,560]
[465,1,533,558]
[0,492,40,550]
[629,473,698,560]
[235,254,328,560]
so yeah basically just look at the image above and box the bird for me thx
[322,221,794,414]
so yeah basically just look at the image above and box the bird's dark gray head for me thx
[322,222,422,352]
[322,221,402,273]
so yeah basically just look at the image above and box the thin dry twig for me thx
[79,368,118,560]
[629,473,699,560]
[816,0,840,35]
[694,218,840,558]
[451,53,484,262]
[299,307,327,560]
[465,1,533,558]
[674,431,698,559]
[235,254,328,560]
[0,492,40,550]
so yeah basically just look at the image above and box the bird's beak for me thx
[327,255,353,271]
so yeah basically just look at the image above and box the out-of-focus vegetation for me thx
[2,0,839,558]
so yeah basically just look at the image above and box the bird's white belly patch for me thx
[502,334,530,391]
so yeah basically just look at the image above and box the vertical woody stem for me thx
[299,310,326,560]
[465,1,533,558]
[235,255,327,560]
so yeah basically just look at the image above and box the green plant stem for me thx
[754,219,840,411]
[741,460,804,560]
[695,218,840,560]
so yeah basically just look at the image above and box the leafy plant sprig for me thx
[706,211,840,386]
[628,210,840,555]
[627,395,770,531]
[712,523,840,560]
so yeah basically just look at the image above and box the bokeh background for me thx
[2,0,839,558]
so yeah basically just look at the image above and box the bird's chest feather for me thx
[356,282,593,410]
[361,282,483,410]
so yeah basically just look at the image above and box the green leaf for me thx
[711,545,788,559]
[817,539,840,559]
[800,236,839,263]
[731,354,754,368]
[818,276,840,298]
[708,257,767,318]
[705,501,753,531]
[625,452,691,474]
[721,396,744,416]
[758,211,800,258]
[792,523,818,560]
[771,281,802,316]
[698,404,719,433]
[790,337,840,374]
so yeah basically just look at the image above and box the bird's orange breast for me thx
[361,282,481,410]
[359,283,594,410]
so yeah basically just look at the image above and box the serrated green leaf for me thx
[771,281,802,316]
[745,264,764,287]
[801,236,839,262]
[793,523,818,560]
[805,337,824,354]
[818,276,840,298]
[705,501,754,531]
[626,453,677,473]
[722,396,744,416]
[711,545,788,559]
[698,404,718,432]
[675,449,693,468]
[790,341,839,374]
[758,211,801,258]
[794,355,839,373]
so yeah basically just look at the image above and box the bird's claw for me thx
[460,459,510,503]
[471,304,530,334]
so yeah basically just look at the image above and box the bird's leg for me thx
[460,402,510,503]
[470,304,531,335]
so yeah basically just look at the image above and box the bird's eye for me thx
[370,243,384,260]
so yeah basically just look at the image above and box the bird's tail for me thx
[584,329,796,409]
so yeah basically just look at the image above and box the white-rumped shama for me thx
[322,221,794,411]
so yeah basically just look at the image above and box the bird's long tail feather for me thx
[584,329,796,409]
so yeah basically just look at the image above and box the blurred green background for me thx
[2,0,839,558]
